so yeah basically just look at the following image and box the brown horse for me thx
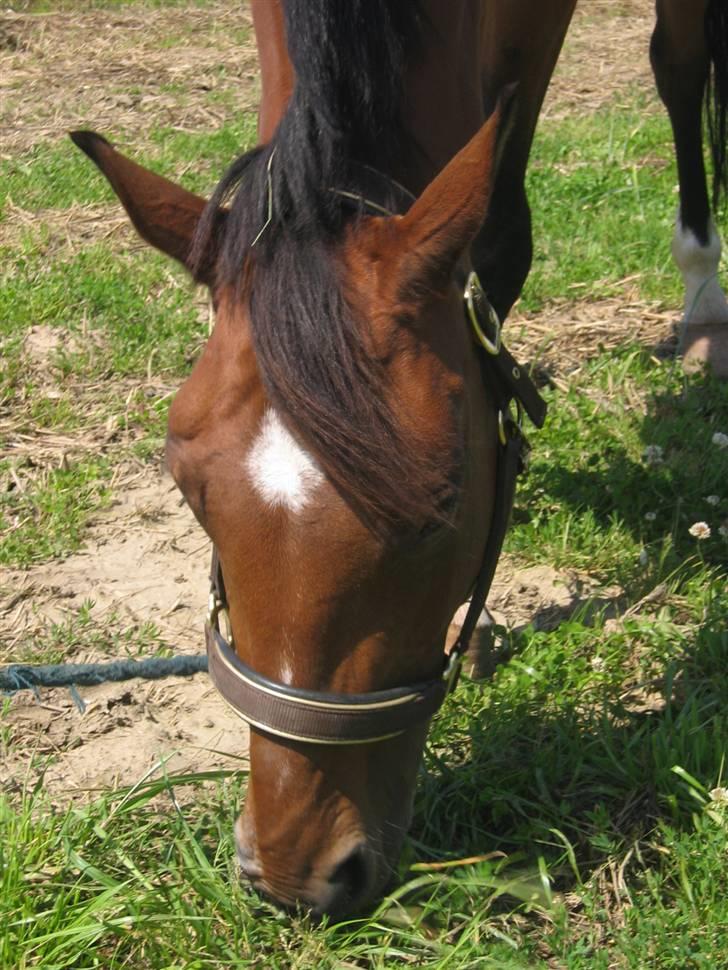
[71,0,727,918]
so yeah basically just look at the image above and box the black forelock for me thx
[191,1,455,532]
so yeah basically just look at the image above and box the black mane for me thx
[192,0,453,531]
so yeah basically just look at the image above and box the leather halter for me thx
[205,173,547,746]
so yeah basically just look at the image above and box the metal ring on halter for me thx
[498,399,525,446]
[465,270,501,356]
[208,592,233,646]
[442,645,465,695]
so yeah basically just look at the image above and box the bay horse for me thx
[71,0,728,918]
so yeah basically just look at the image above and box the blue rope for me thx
[1,654,208,694]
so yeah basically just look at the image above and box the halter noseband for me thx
[204,175,547,746]
[206,613,453,746]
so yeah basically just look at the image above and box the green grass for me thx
[0,388,170,566]
[0,122,261,570]
[0,456,112,566]
[1,244,205,374]
[524,103,727,310]
[0,117,257,216]
[2,585,727,966]
[508,348,728,584]
[0,241,194,570]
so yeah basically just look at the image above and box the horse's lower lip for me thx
[236,847,263,881]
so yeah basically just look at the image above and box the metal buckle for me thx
[442,646,464,694]
[207,591,221,627]
[207,593,233,645]
[498,399,524,446]
[465,271,501,356]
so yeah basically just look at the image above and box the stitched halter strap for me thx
[206,619,448,745]
[204,172,547,745]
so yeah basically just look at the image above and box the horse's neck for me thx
[250,0,294,143]
[251,0,486,191]
[398,2,486,193]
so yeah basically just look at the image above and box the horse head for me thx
[71,108,504,915]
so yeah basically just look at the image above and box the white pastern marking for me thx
[672,213,728,325]
[245,409,324,513]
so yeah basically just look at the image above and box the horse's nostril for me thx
[322,843,376,914]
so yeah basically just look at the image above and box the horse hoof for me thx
[462,623,496,680]
[447,604,498,680]
[680,322,728,379]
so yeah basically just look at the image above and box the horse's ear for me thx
[69,131,224,286]
[393,100,507,295]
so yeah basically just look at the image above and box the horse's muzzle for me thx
[235,817,381,917]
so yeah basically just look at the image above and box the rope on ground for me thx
[1,655,208,712]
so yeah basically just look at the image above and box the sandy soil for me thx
[1,465,249,799]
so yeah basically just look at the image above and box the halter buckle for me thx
[498,399,525,447]
[207,592,233,646]
[465,271,501,356]
[443,645,465,695]
[207,591,218,626]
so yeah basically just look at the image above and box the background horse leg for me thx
[459,0,576,679]
[470,0,577,324]
[651,0,728,377]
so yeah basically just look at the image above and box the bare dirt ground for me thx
[2,668,248,800]
[543,0,655,122]
[3,466,207,654]
[1,465,249,799]
[2,0,664,799]
[0,1,258,155]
